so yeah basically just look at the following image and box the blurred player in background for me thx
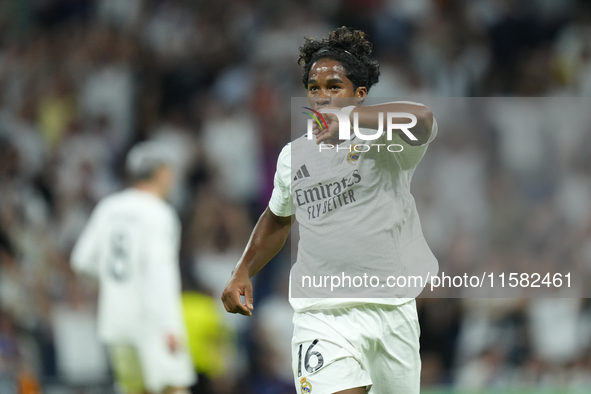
[222,27,437,394]
[71,142,195,394]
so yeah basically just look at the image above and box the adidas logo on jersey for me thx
[294,165,310,181]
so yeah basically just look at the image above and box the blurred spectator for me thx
[200,102,262,204]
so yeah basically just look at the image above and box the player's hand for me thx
[313,106,343,145]
[166,333,179,354]
[221,271,254,316]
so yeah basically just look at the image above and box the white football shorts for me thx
[291,300,421,394]
[136,330,196,392]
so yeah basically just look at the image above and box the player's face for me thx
[306,58,367,110]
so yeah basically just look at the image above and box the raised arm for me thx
[314,102,434,147]
[350,102,434,146]
[221,207,292,316]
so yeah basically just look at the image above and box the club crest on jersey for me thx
[300,377,312,393]
[347,147,361,165]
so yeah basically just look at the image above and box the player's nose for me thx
[315,91,331,108]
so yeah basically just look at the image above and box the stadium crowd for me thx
[0,0,591,393]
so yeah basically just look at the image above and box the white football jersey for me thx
[269,104,439,312]
[71,188,185,344]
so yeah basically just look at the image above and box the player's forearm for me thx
[349,103,433,145]
[233,207,292,278]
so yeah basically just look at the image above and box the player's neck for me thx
[133,183,164,200]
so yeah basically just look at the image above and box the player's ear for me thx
[355,86,367,104]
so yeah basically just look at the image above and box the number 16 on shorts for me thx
[297,339,324,377]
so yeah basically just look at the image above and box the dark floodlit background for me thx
[1,0,591,393]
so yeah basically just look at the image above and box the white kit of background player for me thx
[71,142,195,394]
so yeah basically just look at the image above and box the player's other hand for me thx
[221,271,254,316]
[166,333,179,354]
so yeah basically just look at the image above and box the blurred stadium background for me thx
[1,0,591,393]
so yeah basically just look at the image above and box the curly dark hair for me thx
[298,26,380,92]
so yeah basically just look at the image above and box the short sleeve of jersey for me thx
[268,144,292,217]
[71,201,105,277]
[341,102,437,171]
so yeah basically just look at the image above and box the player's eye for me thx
[308,86,318,91]
[330,86,342,90]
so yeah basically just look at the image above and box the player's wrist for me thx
[231,264,250,279]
